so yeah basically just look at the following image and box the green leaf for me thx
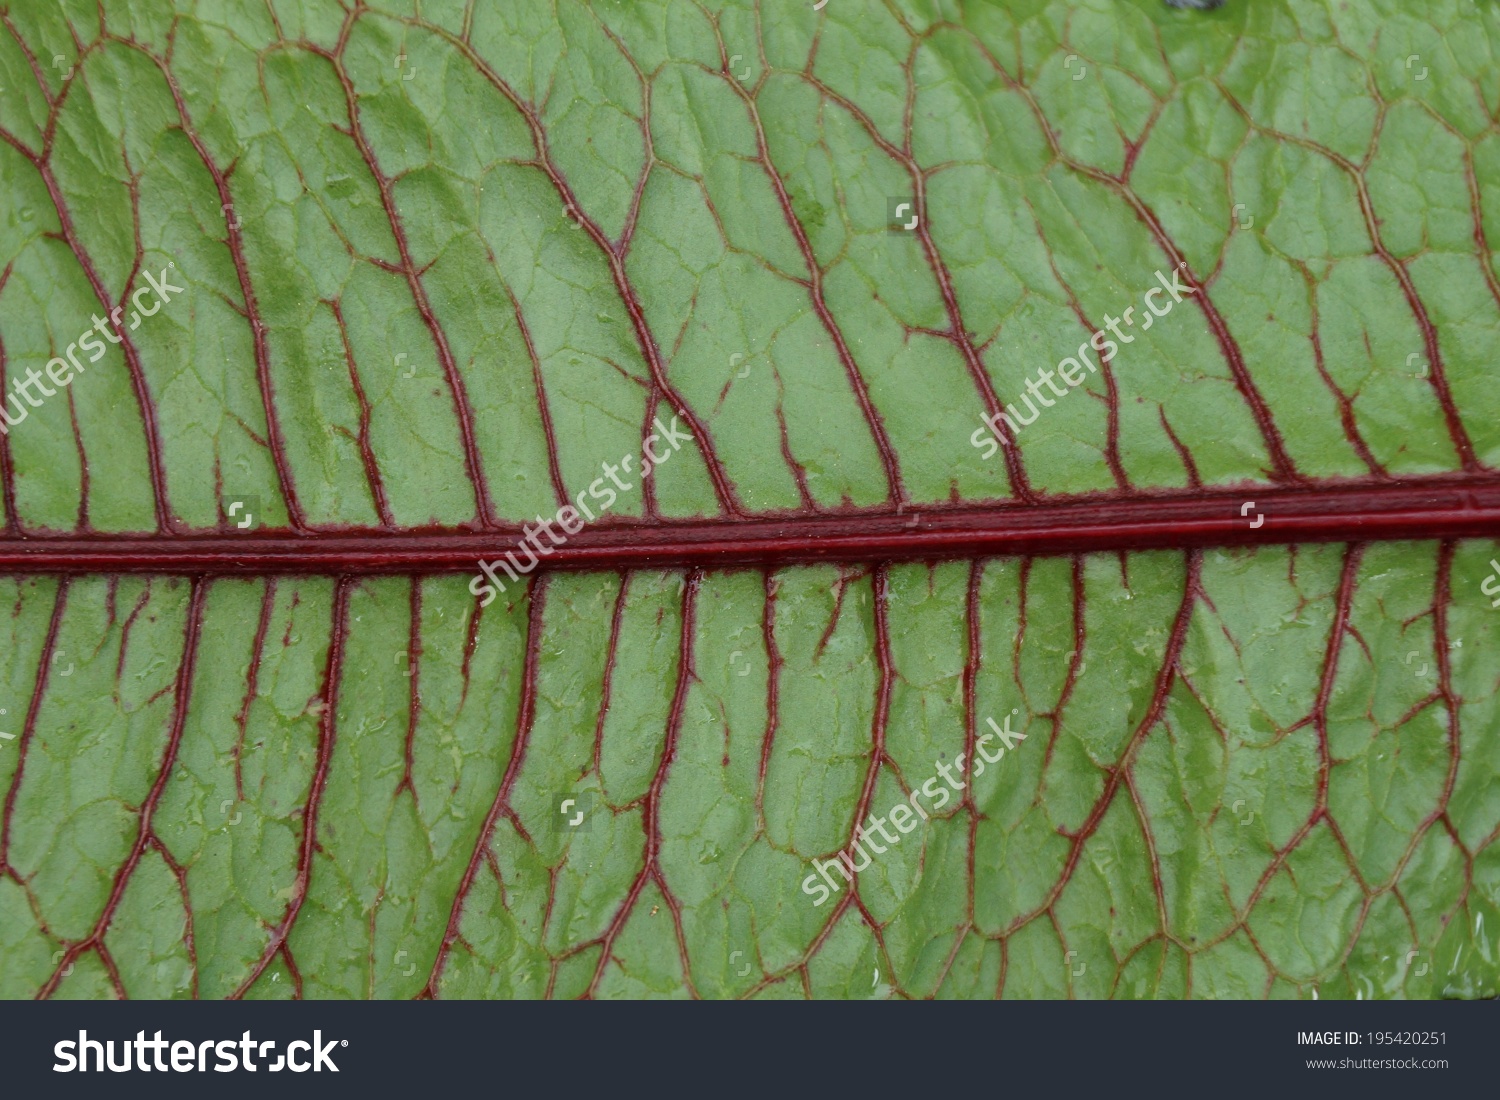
[0,0,1497,999]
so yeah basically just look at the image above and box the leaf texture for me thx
[0,0,1497,999]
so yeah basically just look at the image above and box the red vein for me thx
[0,577,69,877]
[1293,261,1383,477]
[38,577,208,999]
[771,568,897,993]
[1213,88,1478,471]
[308,38,496,526]
[135,38,306,530]
[152,835,198,998]
[231,578,277,802]
[584,570,702,998]
[396,576,421,802]
[504,281,569,510]
[0,111,174,530]
[969,42,1297,483]
[1005,550,1200,934]
[1202,544,1364,958]
[0,262,17,533]
[3,475,1496,573]
[414,23,742,517]
[754,570,782,830]
[805,74,1035,502]
[422,574,547,996]
[1028,215,1131,489]
[229,575,350,998]
[591,576,630,777]
[711,27,905,504]
[330,298,396,528]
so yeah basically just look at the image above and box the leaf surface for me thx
[0,0,1496,999]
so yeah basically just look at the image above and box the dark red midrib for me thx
[1,476,1498,573]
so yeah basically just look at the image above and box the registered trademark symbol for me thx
[341,1040,348,1046]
